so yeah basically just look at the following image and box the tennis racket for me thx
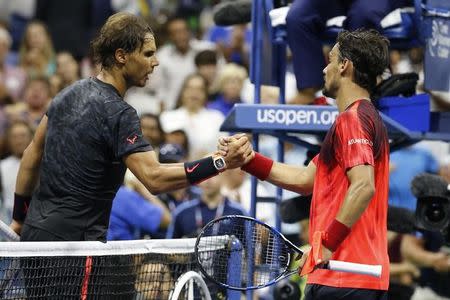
[0,219,21,299]
[0,219,20,241]
[194,215,382,290]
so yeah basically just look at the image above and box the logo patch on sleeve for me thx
[126,134,138,145]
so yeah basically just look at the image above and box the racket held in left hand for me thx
[194,215,382,290]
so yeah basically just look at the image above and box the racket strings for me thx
[197,218,291,289]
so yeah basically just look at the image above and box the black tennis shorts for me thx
[305,284,388,300]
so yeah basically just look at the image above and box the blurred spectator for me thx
[207,63,247,116]
[49,51,80,96]
[194,49,220,99]
[0,1,35,25]
[175,0,207,36]
[166,173,247,239]
[165,128,190,159]
[0,121,33,222]
[149,16,216,110]
[140,113,165,154]
[0,26,27,103]
[415,141,450,184]
[389,49,403,74]
[18,20,56,77]
[158,143,186,164]
[204,24,252,68]
[220,168,274,226]
[0,0,36,53]
[160,73,225,160]
[389,145,440,211]
[107,169,171,240]
[402,232,450,300]
[215,24,250,69]
[388,232,420,300]
[240,71,298,104]
[6,75,51,129]
[388,144,442,299]
[111,0,176,19]
[55,51,80,89]
[34,0,92,61]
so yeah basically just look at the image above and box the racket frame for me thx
[194,215,383,291]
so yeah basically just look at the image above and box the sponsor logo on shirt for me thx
[126,134,138,145]
[348,138,373,146]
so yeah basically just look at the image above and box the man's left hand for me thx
[297,244,333,276]
[10,220,22,236]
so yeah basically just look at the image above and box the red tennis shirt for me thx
[307,99,390,290]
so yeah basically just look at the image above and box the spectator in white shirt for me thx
[149,16,216,111]
[160,73,224,160]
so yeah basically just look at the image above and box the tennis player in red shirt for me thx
[220,29,390,299]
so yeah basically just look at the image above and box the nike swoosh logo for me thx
[186,163,200,173]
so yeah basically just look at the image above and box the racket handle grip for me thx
[327,260,382,278]
[0,220,20,241]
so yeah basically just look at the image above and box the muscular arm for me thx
[131,178,172,229]
[265,160,316,195]
[335,164,375,227]
[15,116,47,195]
[124,151,188,195]
[10,116,47,234]
[125,134,253,195]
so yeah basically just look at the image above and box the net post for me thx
[227,237,242,299]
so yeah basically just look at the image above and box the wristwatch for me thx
[213,156,227,172]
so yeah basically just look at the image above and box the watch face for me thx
[214,158,225,169]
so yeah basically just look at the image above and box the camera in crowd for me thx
[412,173,450,244]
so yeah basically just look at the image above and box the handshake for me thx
[217,133,255,170]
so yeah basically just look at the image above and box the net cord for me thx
[0,236,228,257]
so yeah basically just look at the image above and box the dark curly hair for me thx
[336,29,390,94]
[91,12,154,69]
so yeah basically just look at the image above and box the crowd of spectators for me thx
[0,1,450,299]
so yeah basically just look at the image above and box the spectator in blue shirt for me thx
[108,170,171,240]
[166,173,247,238]
[389,145,440,212]
[387,144,441,300]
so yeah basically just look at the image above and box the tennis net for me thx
[0,238,221,299]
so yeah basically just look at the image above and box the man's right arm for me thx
[11,115,48,234]
[15,116,47,195]
[266,160,316,195]
[124,134,254,195]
